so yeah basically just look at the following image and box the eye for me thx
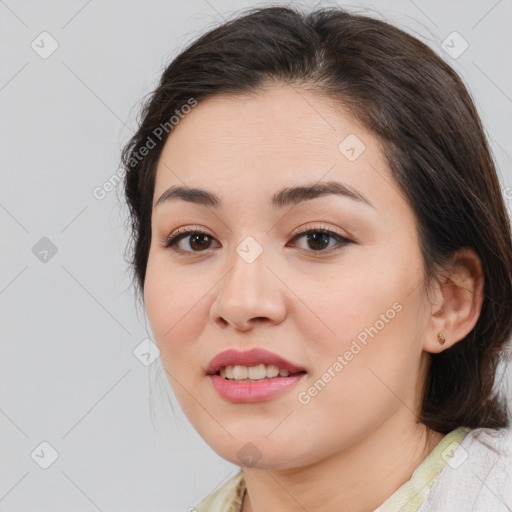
[159,227,219,253]
[289,225,351,253]
[159,225,351,254]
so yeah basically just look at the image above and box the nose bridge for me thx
[211,234,286,328]
[222,235,269,305]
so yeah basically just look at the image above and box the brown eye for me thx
[291,228,351,253]
[161,229,219,253]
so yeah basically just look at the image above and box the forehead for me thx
[153,84,399,212]
[159,84,364,161]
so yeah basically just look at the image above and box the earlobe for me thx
[426,247,485,353]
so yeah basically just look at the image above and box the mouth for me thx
[206,348,308,403]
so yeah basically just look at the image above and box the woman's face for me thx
[144,84,434,469]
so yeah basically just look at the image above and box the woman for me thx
[121,5,512,511]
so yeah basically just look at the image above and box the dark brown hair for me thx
[121,6,512,433]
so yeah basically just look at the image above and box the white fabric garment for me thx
[417,426,512,511]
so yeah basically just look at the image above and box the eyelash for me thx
[158,225,352,255]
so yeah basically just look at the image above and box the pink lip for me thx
[206,348,307,404]
[208,373,306,403]
[205,348,307,375]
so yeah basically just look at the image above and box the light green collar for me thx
[374,426,468,511]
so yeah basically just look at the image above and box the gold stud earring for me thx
[437,332,446,345]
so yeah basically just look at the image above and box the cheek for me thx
[293,252,425,389]
[288,261,401,347]
[144,257,207,366]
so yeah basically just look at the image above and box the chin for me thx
[209,437,310,471]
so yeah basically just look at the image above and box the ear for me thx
[425,247,485,353]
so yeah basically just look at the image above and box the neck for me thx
[241,413,444,512]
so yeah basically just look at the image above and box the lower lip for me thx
[208,373,306,403]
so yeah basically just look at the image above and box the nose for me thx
[209,244,287,331]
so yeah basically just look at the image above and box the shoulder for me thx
[418,426,512,512]
[193,469,245,512]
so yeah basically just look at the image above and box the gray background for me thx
[1,0,511,510]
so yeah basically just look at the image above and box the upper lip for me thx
[206,348,307,375]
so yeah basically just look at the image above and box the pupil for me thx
[308,232,329,250]
[190,234,210,250]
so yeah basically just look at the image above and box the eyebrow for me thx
[154,180,374,210]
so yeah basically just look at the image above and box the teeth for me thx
[219,364,294,381]
[248,364,266,380]
[233,365,248,380]
[265,365,279,378]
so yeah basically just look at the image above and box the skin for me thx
[143,83,484,512]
